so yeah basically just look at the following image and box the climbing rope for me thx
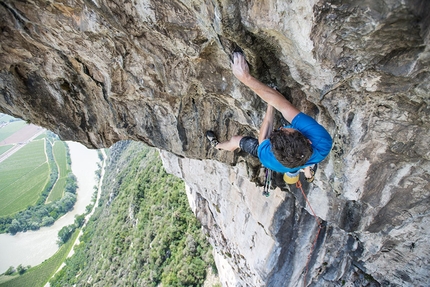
[296,179,323,287]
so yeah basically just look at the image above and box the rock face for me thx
[1,0,429,286]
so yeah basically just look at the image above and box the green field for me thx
[33,131,47,141]
[0,140,50,217]
[0,121,26,142]
[0,145,14,156]
[0,229,80,287]
[47,141,69,203]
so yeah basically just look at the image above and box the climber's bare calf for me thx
[214,135,243,151]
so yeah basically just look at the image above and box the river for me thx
[0,141,101,274]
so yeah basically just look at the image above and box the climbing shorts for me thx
[239,136,259,158]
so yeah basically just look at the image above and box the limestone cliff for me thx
[0,0,429,286]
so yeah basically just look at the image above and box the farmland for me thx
[46,141,69,203]
[0,114,77,233]
[0,140,49,217]
[0,122,26,142]
[0,145,13,156]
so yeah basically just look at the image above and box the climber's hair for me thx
[269,129,313,168]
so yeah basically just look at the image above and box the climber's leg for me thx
[206,131,241,151]
[216,135,243,151]
[206,131,259,157]
[238,136,259,157]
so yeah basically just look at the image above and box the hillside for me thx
[50,141,216,286]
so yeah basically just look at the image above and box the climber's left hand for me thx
[232,52,250,83]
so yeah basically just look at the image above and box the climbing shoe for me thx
[305,164,318,183]
[206,131,219,148]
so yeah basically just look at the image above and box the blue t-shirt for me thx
[257,113,332,173]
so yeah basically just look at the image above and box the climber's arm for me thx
[258,104,275,144]
[232,52,300,123]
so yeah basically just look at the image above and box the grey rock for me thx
[1,0,429,286]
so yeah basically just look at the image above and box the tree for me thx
[4,266,15,275]
[9,219,21,234]
[16,264,27,275]
[97,150,104,161]
[65,174,78,193]
[42,216,55,226]
[85,204,93,214]
[57,225,75,246]
[74,214,85,228]
[95,169,101,180]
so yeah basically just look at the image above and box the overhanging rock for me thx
[1,0,429,286]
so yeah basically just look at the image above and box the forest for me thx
[50,141,216,287]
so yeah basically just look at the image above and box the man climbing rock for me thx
[206,52,332,184]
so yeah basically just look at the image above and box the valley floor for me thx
[0,142,101,273]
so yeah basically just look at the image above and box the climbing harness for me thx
[283,171,300,184]
[296,179,323,287]
[262,168,272,197]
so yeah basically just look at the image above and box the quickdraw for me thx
[262,168,272,197]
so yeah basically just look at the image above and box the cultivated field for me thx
[47,141,69,203]
[0,113,77,226]
[0,122,26,143]
[0,140,50,217]
[0,124,44,146]
[0,145,13,156]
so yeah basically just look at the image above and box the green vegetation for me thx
[0,229,80,287]
[0,133,78,234]
[50,141,214,287]
[33,131,47,140]
[0,139,49,216]
[57,214,85,246]
[97,150,104,161]
[0,145,13,156]
[0,121,26,141]
[1,191,77,234]
[47,141,70,202]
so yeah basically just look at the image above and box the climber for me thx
[206,52,332,184]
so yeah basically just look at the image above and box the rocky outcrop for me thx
[0,0,429,286]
